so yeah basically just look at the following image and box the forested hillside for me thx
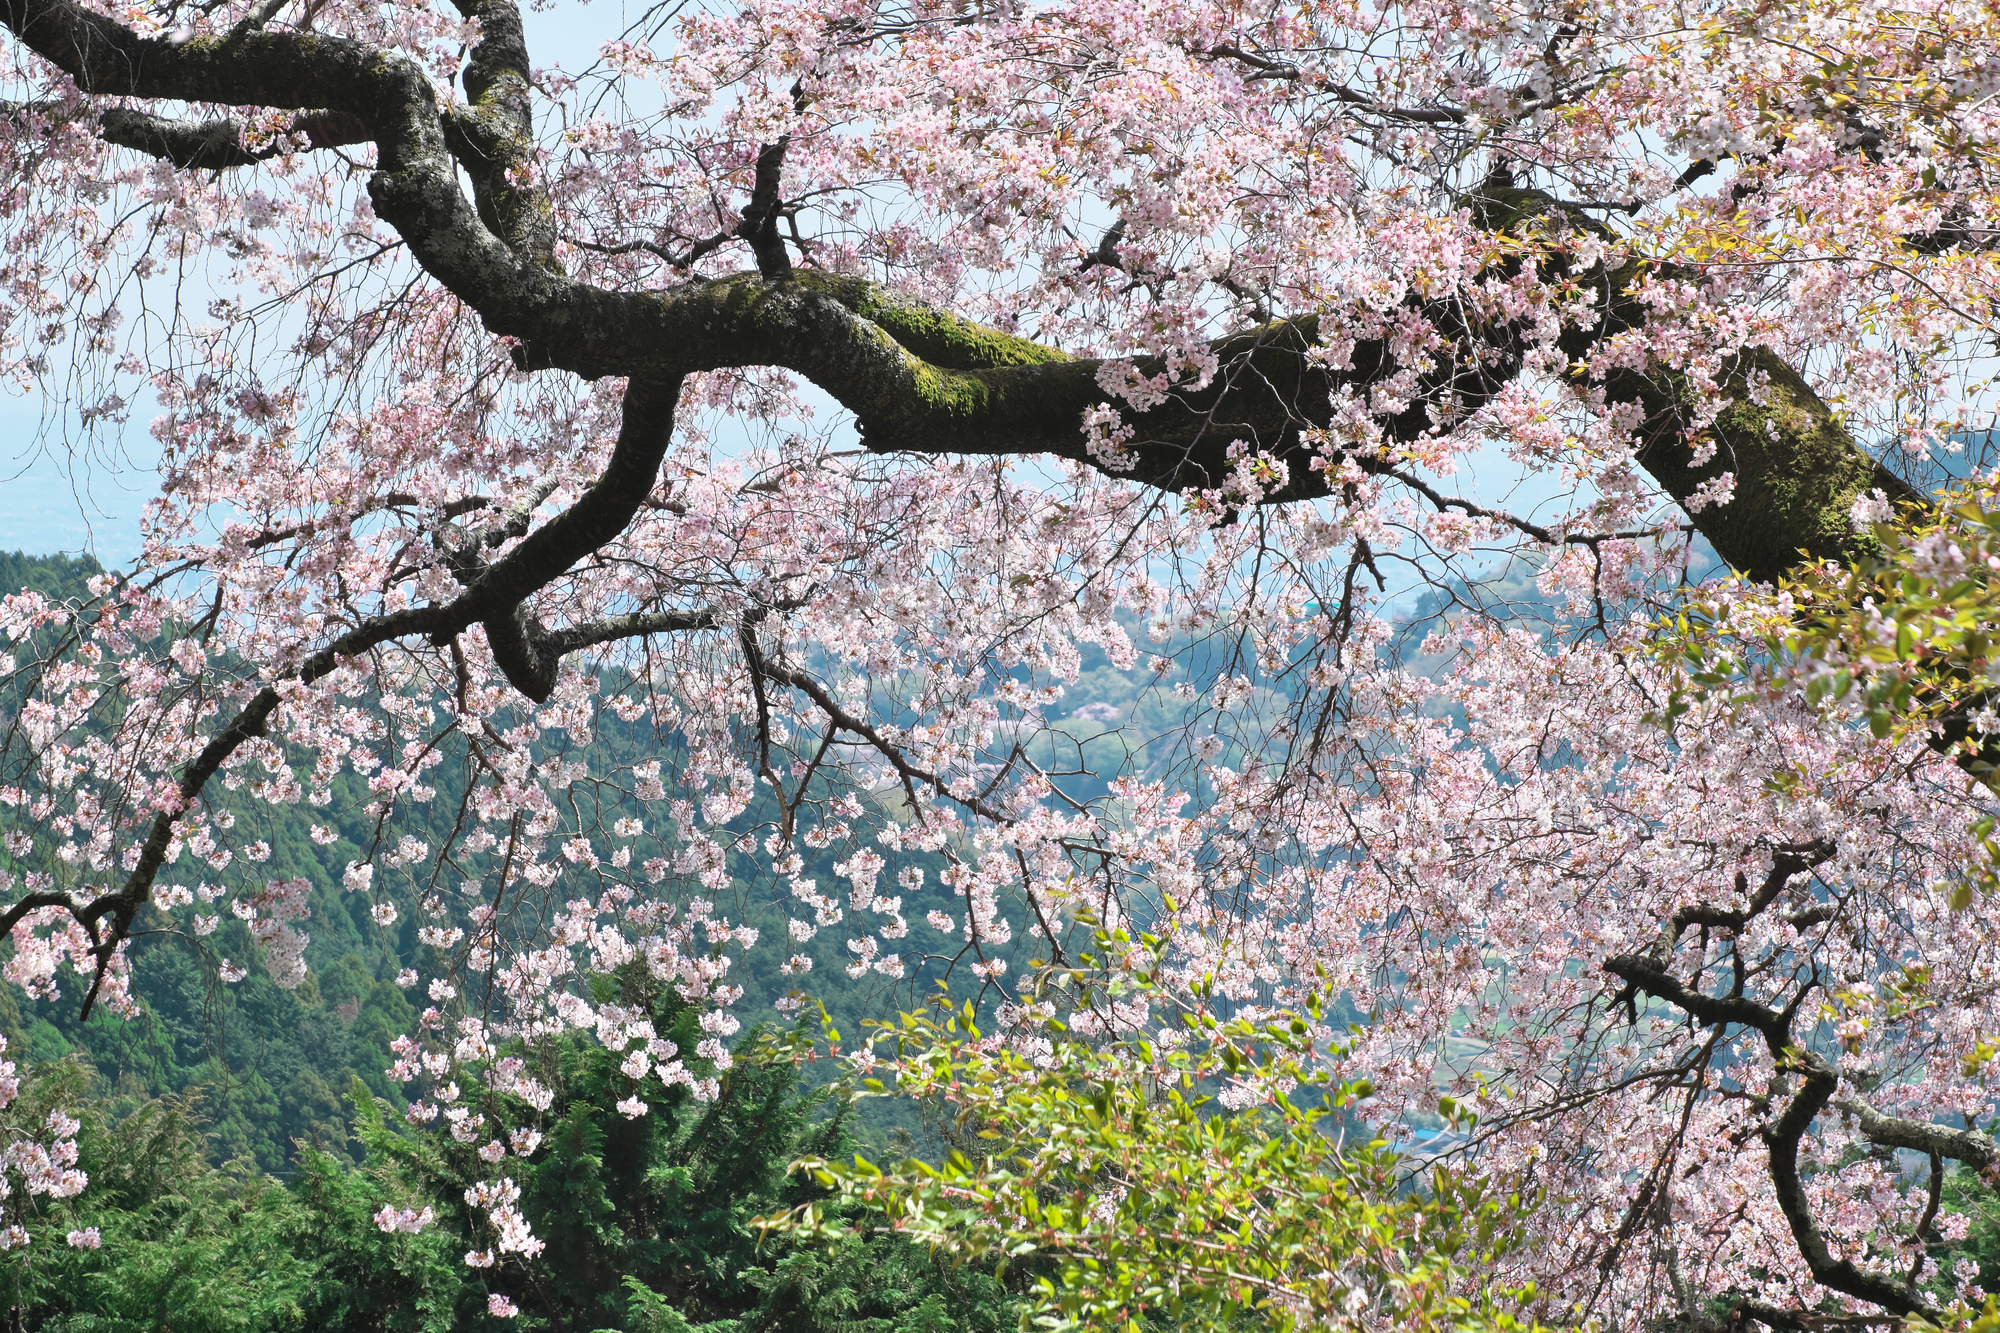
[0,975,1023,1330]
[0,537,1384,1175]
[0,551,985,1171]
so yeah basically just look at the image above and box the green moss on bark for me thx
[797,272,1070,370]
[1630,349,1920,582]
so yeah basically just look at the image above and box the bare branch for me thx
[1836,1095,2000,1173]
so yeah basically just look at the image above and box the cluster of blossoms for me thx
[373,1205,434,1235]
[0,1038,86,1250]
[0,0,1993,1320]
[463,1178,542,1265]
[233,878,313,990]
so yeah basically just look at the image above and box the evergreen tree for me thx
[310,968,1017,1332]
[0,992,1019,1333]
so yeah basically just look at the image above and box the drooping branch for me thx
[1763,1047,1927,1318]
[46,374,685,1014]
[1602,849,1961,1322]
[1632,841,1837,971]
[759,657,1012,827]
[69,598,452,1015]
[1603,948,1933,1319]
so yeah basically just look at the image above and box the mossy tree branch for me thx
[0,0,1914,585]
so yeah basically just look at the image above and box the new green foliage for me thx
[0,984,1019,1333]
[773,994,1553,1333]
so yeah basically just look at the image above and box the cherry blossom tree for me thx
[0,0,1995,1322]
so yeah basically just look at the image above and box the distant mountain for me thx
[0,548,102,600]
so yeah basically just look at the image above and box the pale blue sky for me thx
[0,391,159,565]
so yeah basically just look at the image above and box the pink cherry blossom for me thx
[0,0,1992,1315]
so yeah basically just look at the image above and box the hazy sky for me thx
[0,392,159,564]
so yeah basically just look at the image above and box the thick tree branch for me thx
[1637,842,1837,969]
[100,105,368,165]
[0,891,100,968]
[440,0,555,271]
[1603,844,1954,1321]
[438,377,683,701]
[1604,951,1933,1318]
[1836,1095,2000,1173]
[1,0,1911,584]
[2,99,370,165]
[1600,951,1797,1057]
[736,122,795,280]
[546,607,745,657]
[1485,186,1927,583]
[1763,1048,1928,1317]
[1730,1302,1906,1331]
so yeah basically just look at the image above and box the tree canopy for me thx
[0,0,1996,1325]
